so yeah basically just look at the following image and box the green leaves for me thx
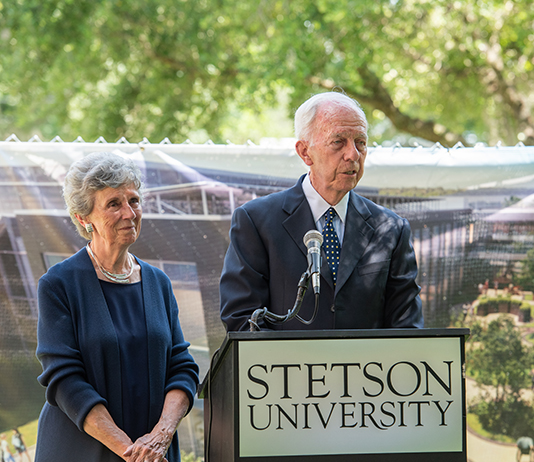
[468,315,534,438]
[469,316,533,399]
[0,0,533,144]
[514,248,534,292]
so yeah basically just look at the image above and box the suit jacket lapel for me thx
[280,177,334,287]
[282,177,316,257]
[335,192,375,293]
[280,180,376,292]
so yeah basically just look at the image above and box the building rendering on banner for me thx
[0,137,532,455]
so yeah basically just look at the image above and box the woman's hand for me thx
[123,428,172,462]
[123,389,190,462]
[83,404,134,460]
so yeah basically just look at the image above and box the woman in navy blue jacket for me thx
[35,152,199,462]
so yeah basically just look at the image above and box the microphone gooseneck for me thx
[249,229,323,331]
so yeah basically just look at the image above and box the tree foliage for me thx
[468,316,534,438]
[469,316,533,400]
[0,0,252,142]
[0,0,533,145]
[471,396,534,440]
[240,0,534,145]
[468,316,534,400]
[514,248,534,292]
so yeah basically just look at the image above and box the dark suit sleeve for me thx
[220,206,272,331]
[384,218,424,328]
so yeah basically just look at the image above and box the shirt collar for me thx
[302,174,349,224]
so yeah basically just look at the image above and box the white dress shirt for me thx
[301,174,349,245]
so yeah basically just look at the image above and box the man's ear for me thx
[296,140,313,167]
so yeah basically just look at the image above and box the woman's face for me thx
[83,183,142,249]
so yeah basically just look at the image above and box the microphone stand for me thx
[248,269,320,331]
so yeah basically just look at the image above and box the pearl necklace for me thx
[86,243,135,284]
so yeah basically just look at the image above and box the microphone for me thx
[303,230,323,295]
[249,230,323,331]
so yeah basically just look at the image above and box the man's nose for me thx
[345,141,362,161]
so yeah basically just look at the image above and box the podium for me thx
[200,328,469,462]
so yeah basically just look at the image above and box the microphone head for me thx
[303,229,323,248]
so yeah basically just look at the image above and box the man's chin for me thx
[341,176,360,190]
[353,172,364,187]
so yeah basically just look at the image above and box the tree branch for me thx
[482,37,534,145]
[308,68,468,147]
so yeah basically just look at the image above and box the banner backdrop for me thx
[0,139,532,457]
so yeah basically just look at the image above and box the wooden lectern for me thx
[200,328,469,462]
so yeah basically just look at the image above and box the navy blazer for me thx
[35,248,199,462]
[220,176,423,331]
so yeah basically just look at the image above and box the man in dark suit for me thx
[220,92,423,331]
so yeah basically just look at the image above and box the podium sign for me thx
[202,329,468,462]
[240,336,462,457]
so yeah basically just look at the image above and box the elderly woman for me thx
[35,152,199,462]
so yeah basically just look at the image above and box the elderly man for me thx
[220,92,423,331]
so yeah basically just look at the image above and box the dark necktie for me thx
[322,207,341,284]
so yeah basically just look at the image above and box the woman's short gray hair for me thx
[294,92,367,143]
[63,152,144,240]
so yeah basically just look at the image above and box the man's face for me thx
[296,102,368,205]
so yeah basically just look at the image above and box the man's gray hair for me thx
[63,152,144,240]
[294,92,367,142]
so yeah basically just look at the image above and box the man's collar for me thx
[302,174,349,223]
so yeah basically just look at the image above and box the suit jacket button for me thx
[330,304,335,312]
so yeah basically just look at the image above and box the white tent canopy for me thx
[486,194,534,222]
[0,137,532,190]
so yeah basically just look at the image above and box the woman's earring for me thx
[85,223,94,233]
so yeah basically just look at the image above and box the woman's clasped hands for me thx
[123,427,173,462]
